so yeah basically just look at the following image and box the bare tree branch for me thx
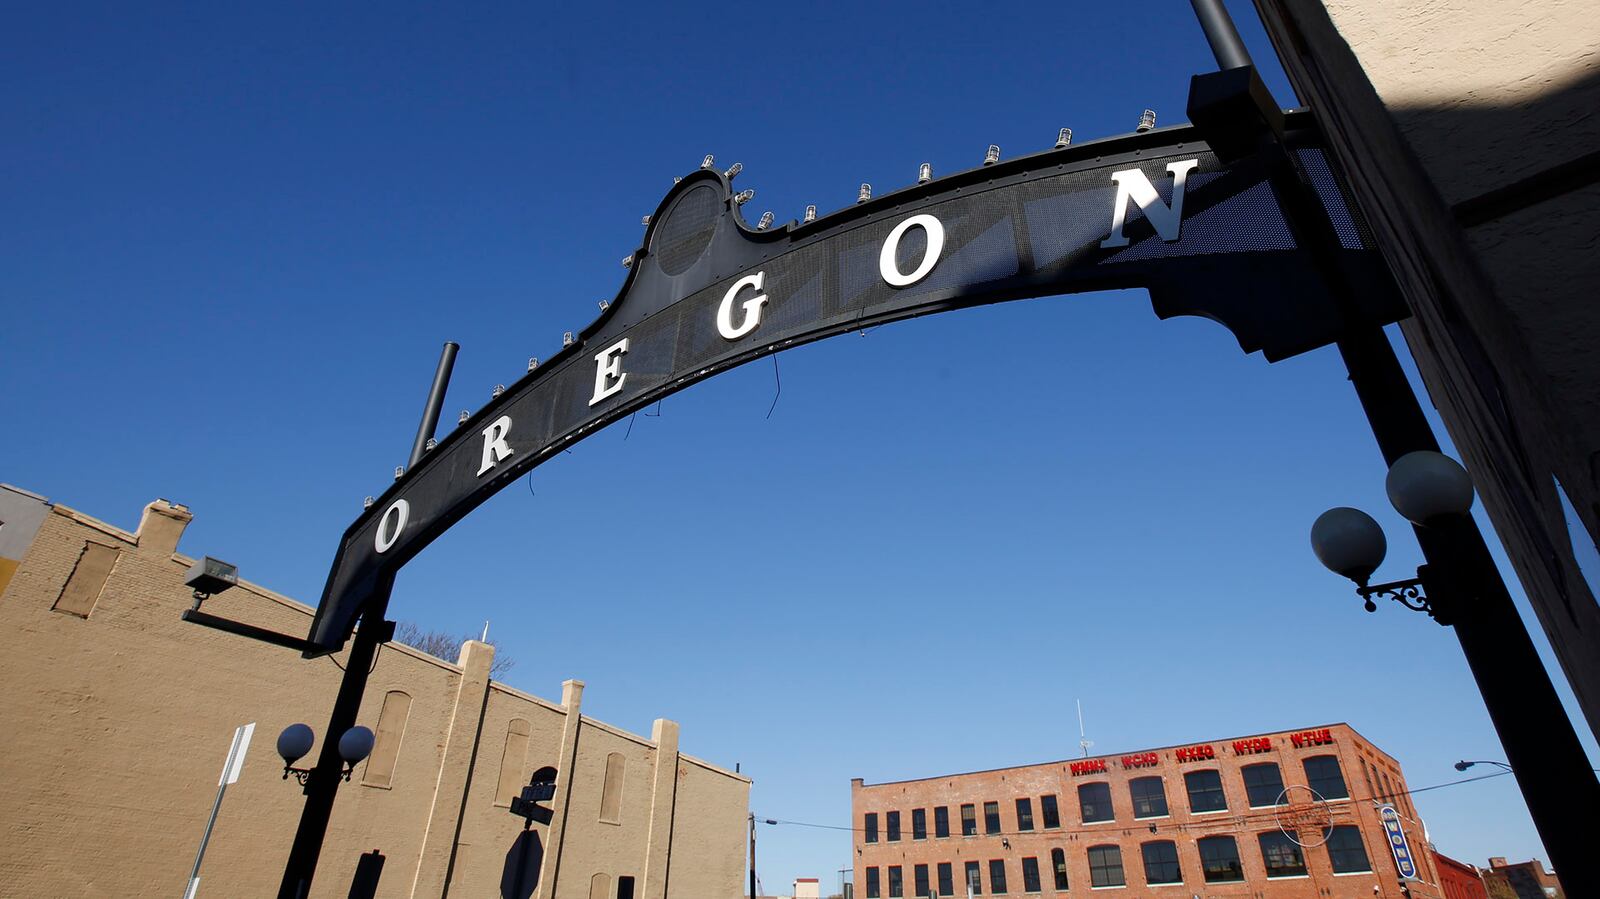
[393,621,515,678]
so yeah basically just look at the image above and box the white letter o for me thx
[374,499,409,554]
[879,214,945,287]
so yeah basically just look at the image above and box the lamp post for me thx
[1312,451,1599,896]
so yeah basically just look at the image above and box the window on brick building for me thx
[1198,836,1244,883]
[1087,845,1124,888]
[1040,794,1060,829]
[984,801,1001,835]
[988,860,1007,894]
[914,864,929,897]
[887,810,901,842]
[935,805,950,838]
[1184,769,1227,813]
[888,865,903,898]
[1021,857,1041,893]
[1141,841,1181,885]
[1129,776,1168,818]
[965,861,982,895]
[866,867,881,898]
[1078,782,1113,823]
[1242,762,1287,807]
[1323,825,1372,873]
[1303,756,1349,799]
[1050,848,1069,890]
[938,862,954,897]
[1015,797,1034,831]
[865,812,878,843]
[1259,832,1308,878]
[961,803,978,836]
[912,808,927,840]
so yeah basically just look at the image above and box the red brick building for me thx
[852,723,1440,898]
[1434,851,1488,899]
[1482,857,1564,899]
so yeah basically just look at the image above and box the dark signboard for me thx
[305,112,1403,652]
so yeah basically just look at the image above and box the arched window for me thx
[494,718,531,806]
[1197,836,1243,883]
[1241,762,1286,807]
[1078,782,1113,823]
[599,752,626,824]
[1184,768,1227,812]
[1324,825,1372,873]
[360,690,411,789]
[1140,840,1181,885]
[1128,776,1168,818]
[1087,845,1124,888]
[1303,755,1349,799]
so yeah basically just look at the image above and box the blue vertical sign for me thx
[1379,805,1418,879]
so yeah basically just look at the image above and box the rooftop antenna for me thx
[1077,699,1093,758]
[481,620,490,642]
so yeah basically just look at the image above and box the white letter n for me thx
[477,415,514,476]
[1100,159,1200,248]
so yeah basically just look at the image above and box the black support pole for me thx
[281,344,457,896]
[1188,0,1253,70]
[1338,331,1599,898]
[409,341,459,470]
[1184,5,1597,890]
[277,584,393,899]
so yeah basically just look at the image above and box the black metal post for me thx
[409,341,459,469]
[748,814,757,899]
[280,345,459,895]
[1182,6,1598,887]
[1188,0,1253,70]
[277,583,393,899]
[1339,333,1598,897]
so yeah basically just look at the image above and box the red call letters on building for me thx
[1289,728,1335,748]
[1069,729,1333,776]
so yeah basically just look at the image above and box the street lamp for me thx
[1454,760,1513,773]
[1311,451,1599,896]
[276,723,375,787]
[1310,452,1477,623]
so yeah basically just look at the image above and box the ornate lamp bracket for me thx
[1356,565,1450,625]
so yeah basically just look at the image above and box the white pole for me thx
[183,723,255,898]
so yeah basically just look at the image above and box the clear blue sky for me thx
[4,1,1596,892]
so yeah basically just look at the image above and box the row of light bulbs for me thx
[368,110,1164,502]
[680,111,1156,235]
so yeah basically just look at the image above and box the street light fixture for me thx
[1310,449,1600,896]
[1310,453,1478,624]
[276,723,375,787]
[1454,760,1513,773]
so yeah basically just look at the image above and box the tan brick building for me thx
[0,484,749,898]
[853,724,1438,898]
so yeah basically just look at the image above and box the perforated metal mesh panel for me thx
[652,184,720,275]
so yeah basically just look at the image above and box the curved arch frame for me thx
[305,111,1403,652]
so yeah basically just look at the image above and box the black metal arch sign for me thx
[305,111,1402,653]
